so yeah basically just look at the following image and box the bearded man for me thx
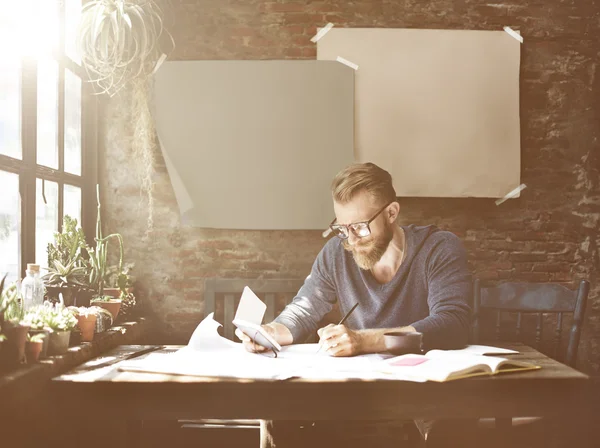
[237,162,473,448]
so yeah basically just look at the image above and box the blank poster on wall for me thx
[154,61,354,229]
[317,28,521,198]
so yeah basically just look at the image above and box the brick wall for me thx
[100,0,600,374]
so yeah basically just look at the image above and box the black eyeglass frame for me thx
[329,201,395,240]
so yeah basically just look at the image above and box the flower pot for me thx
[48,330,71,356]
[102,288,121,299]
[77,314,97,342]
[0,323,30,370]
[92,299,122,322]
[25,340,44,363]
[75,289,94,307]
[45,286,77,307]
[29,329,50,359]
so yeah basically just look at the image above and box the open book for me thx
[231,286,281,352]
[383,350,540,382]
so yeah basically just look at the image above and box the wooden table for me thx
[48,343,590,424]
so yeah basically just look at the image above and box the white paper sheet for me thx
[427,345,518,357]
[317,28,521,198]
[234,286,267,325]
[118,314,423,381]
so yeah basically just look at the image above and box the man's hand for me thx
[235,322,293,354]
[317,324,364,357]
[317,325,418,356]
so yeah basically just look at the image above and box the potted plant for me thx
[25,333,46,363]
[104,262,135,298]
[41,302,78,356]
[0,282,30,369]
[89,306,114,333]
[23,306,52,359]
[91,295,122,321]
[88,186,125,320]
[77,1,174,233]
[69,307,98,342]
[43,216,91,307]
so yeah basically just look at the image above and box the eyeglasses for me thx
[329,201,394,240]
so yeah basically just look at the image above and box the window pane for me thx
[0,58,21,159]
[35,179,58,268]
[65,0,82,64]
[64,69,82,175]
[37,58,59,169]
[0,171,21,283]
[64,184,81,224]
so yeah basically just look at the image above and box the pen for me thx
[316,301,359,354]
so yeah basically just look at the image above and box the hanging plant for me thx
[77,0,175,233]
[78,0,173,96]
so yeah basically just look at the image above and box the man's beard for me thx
[343,222,394,270]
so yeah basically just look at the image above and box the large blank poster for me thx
[317,28,521,198]
[154,61,354,229]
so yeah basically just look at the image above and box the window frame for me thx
[0,0,98,280]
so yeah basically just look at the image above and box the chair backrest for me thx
[472,279,589,367]
[204,278,305,341]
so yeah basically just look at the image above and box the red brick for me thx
[517,272,552,282]
[301,47,316,57]
[269,2,307,12]
[532,263,571,273]
[510,253,549,263]
[476,271,500,280]
[245,261,281,271]
[196,239,237,250]
[292,35,311,45]
[510,231,548,242]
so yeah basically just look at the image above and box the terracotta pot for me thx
[102,288,121,299]
[77,314,97,342]
[25,340,44,363]
[48,330,71,356]
[29,329,50,359]
[0,323,30,369]
[92,300,122,322]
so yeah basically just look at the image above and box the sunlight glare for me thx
[0,0,59,59]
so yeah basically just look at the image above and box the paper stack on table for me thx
[118,287,529,381]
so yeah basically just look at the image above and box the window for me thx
[0,0,97,283]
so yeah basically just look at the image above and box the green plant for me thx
[23,306,51,331]
[118,291,137,320]
[27,333,46,343]
[91,295,118,303]
[42,259,89,288]
[46,215,88,270]
[0,273,7,315]
[0,334,5,342]
[1,282,24,324]
[39,303,77,333]
[88,185,125,296]
[68,306,98,318]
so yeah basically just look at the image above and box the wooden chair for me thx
[178,277,305,442]
[204,277,305,340]
[471,278,590,446]
[472,278,589,367]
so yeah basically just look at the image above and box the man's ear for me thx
[389,201,400,221]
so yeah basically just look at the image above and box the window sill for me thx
[0,318,151,411]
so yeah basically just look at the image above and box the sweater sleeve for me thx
[411,233,472,350]
[272,244,337,343]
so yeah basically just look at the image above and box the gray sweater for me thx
[273,224,472,350]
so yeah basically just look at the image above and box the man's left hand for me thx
[317,324,364,357]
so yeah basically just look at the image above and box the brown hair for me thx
[331,162,397,205]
